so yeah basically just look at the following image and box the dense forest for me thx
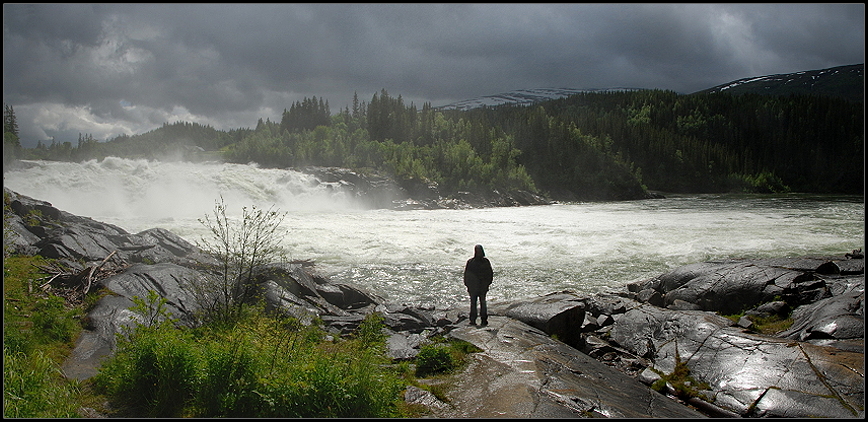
[4,87,864,200]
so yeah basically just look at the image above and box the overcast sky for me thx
[3,3,865,147]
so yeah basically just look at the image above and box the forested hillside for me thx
[484,89,863,194]
[6,84,864,200]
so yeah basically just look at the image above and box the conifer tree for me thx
[3,103,21,162]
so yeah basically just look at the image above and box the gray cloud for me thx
[3,3,864,147]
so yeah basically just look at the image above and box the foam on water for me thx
[4,158,864,307]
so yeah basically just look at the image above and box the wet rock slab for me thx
[615,255,865,418]
[434,316,705,418]
[61,263,207,380]
[611,303,864,418]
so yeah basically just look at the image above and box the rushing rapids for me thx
[4,157,864,308]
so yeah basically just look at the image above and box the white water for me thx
[4,158,864,307]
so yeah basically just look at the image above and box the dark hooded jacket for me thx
[464,245,493,293]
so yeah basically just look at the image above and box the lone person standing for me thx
[464,244,493,326]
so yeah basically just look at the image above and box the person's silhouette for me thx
[463,244,493,326]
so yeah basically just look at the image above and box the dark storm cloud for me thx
[3,3,864,147]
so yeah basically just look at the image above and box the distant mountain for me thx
[693,63,864,102]
[437,64,863,112]
[436,87,645,111]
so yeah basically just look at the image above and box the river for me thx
[4,157,864,307]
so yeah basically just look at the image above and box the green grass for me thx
[3,347,82,418]
[92,307,407,417]
[721,310,794,335]
[3,255,87,418]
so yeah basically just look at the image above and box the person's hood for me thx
[474,244,485,258]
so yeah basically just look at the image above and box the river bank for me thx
[4,187,863,417]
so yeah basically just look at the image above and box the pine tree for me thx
[4,104,19,138]
[3,103,21,162]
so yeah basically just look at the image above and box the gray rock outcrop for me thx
[62,260,389,380]
[434,316,705,418]
[628,257,861,314]
[487,291,586,349]
[609,255,865,418]
[603,299,863,418]
[4,188,215,267]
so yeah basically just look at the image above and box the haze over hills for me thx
[436,87,645,111]
[436,64,864,111]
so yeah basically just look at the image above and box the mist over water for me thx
[4,158,864,308]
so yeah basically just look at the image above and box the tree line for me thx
[529,89,863,193]
[4,88,864,199]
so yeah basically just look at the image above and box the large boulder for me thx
[98,263,207,325]
[488,291,586,349]
[62,263,207,381]
[240,262,384,323]
[780,287,864,341]
[647,260,811,314]
[630,256,861,315]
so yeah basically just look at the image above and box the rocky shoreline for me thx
[4,187,863,418]
[303,166,663,209]
[302,166,555,210]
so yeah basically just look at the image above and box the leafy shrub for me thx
[94,323,199,417]
[96,304,404,418]
[415,343,456,377]
[193,196,288,324]
[354,311,387,346]
[195,338,262,417]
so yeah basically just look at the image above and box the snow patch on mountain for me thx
[437,87,644,111]
[699,63,863,95]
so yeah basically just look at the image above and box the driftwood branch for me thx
[39,273,64,290]
[84,250,117,295]
[35,251,127,303]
